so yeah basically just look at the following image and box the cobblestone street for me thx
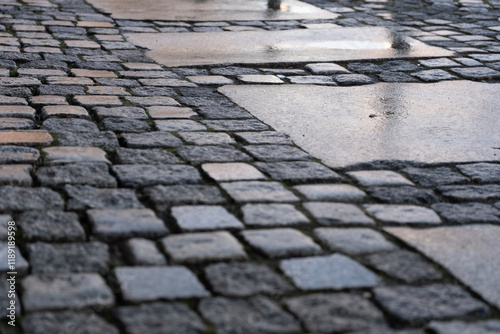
[0,0,499,332]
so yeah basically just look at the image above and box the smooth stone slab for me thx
[126,27,453,67]
[88,0,336,21]
[386,225,500,310]
[220,81,500,168]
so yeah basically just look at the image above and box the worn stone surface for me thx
[402,167,468,187]
[172,205,243,232]
[199,296,301,334]
[22,311,119,334]
[65,185,144,210]
[304,202,375,225]
[0,186,64,211]
[18,210,85,242]
[429,320,500,334]
[432,203,500,223]
[280,254,379,290]
[373,284,489,323]
[285,293,385,333]
[242,203,309,226]
[0,164,32,186]
[21,273,114,312]
[177,145,250,164]
[348,170,414,186]
[88,208,168,240]
[123,238,167,266]
[113,164,201,187]
[457,163,500,183]
[294,184,366,201]
[202,162,265,182]
[115,266,209,302]
[255,161,341,183]
[162,231,247,264]
[115,147,181,164]
[438,184,500,201]
[36,163,117,188]
[0,146,39,164]
[121,132,183,148]
[315,228,395,255]
[364,205,441,225]
[43,146,110,165]
[117,302,206,334]
[368,186,438,205]
[221,181,299,203]
[57,131,120,150]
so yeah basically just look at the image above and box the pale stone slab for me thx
[88,0,337,21]
[386,225,500,310]
[220,81,500,168]
[126,27,453,67]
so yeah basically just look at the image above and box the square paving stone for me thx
[198,296,301,334]
[117,302,206,334]
[457,163,500,183]
[451,67,500,80]
[221,181,299,203]
[103,117,152,132]
[204,262,294,297]
[362,250,443,283]
[432,203,500,224]
[284,293,385,333]
[294,184,366,201]
[364,205,441,224]
[65,185,144,210]
[242,203,309,226]
[368,186,438,205]
[115,266,209,302]
[306,63,350,74]
[179,132,236,146]
[255,161,341,183]
[42,118,99,134]
[27,241,109,274]
[438,184,500,201]
[36,163,117,188]
[57,131,120,150]
[373,284,490,323]
[94,106,148,120]
[171,205,243,232]
[304,202,375,225]
[244,144,311,161]
[202,162,265,181]
[289,75,337,85]
[115,147,181,164]
[429,320,500,334]
[0,186,64,211]
[122,238,167,266]
[241,228,321,258]
[21,273,114,312]
[220,81,499,167]
[121,132,183,148]
[148,106,196,119]
[113,164,201,187]
[402,166,468,187]
[22,311,119,334]
[88,208,168,240]
[234,131,293,145]
[348,170,414,186]
[18,210,85,242]
[280,254,379,290]
[156,120,207,133]
[126,96,179,107]
[0,164,32,186]
[177,145,251,164]
[0,130,53,146]
[42,146,110,165]
[125,27,450,67]
[411,69,457,82]
[202,119,269,131]
[314,228,396,255]
[0,146,39,164]
[41,105,89,119]
[75,95,122,107]
[162,231,247,264]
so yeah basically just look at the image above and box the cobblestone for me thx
[65,184,144,210]
[294,184,366,201]
[122,238,167,266]
[364,205,442,225]
[36,163,117,188]
[113,164,201,187]
[0,186,63,211]
[121,131,183,148]
[221,181,299,202]
[314,227,396,255]
[242,203,309,226]
[18,210,85,242]
[22,311,119,334]
[255,161,341,183]
[304,202,375,225]
[0,164,32,186]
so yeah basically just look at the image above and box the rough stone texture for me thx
[429,320,500,334]
[115,148,181,164]
[42,118,99,134]
[64,185,144,210]
[198,296,301,334]
[368,186,438,205]
[122,238,167,266]
[177,145,251,164]
[0,130,53,146]
[0,164,32,186]
[205,262,293,297]
[115,266,209,302]
[285,293,385,333]
[364,205,441,225]
[244,145,311,161]
[121,132,183,148]
[235,131,292,145]
[172,205,243,231]
[373,284,490,323]
[117,302,206,334]
[221,181,299,203]
[348,170,414,186]
[27,242,109,274]
[18,210,85,242]
[314,228,395,255]
[22,311,119,334]
[179,132,235,146]
[113,164,201,187]
[432,203,500,223]
[411,69,457,82]
[103,117,152,133]
[36,163,117,188]
[0,146,39,164]
[451,66,500,80]
[438,184,500,201]
[242,203,309,226]
[304,202,375,225]
[43,146,110,165]
[294,184,366,201]
[255,161,341,183]
[201,162,265,181]
[94,106,148,120]
[241,228,321,258]
[21,273,114,312]
[162,231,247,264]
[88,209,168,240]
[56,131,120,150]
[457,163,500,183]
[0,186,64,211]
[362,250,443,283]
[402,167,468,187]
[280,254,379,290]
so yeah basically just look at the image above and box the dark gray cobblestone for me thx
[1,0,500,331]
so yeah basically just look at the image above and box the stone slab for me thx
[386,225,500,310]
[126,27,453,67]
[220,81,500,168]
[88,0,336,21]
